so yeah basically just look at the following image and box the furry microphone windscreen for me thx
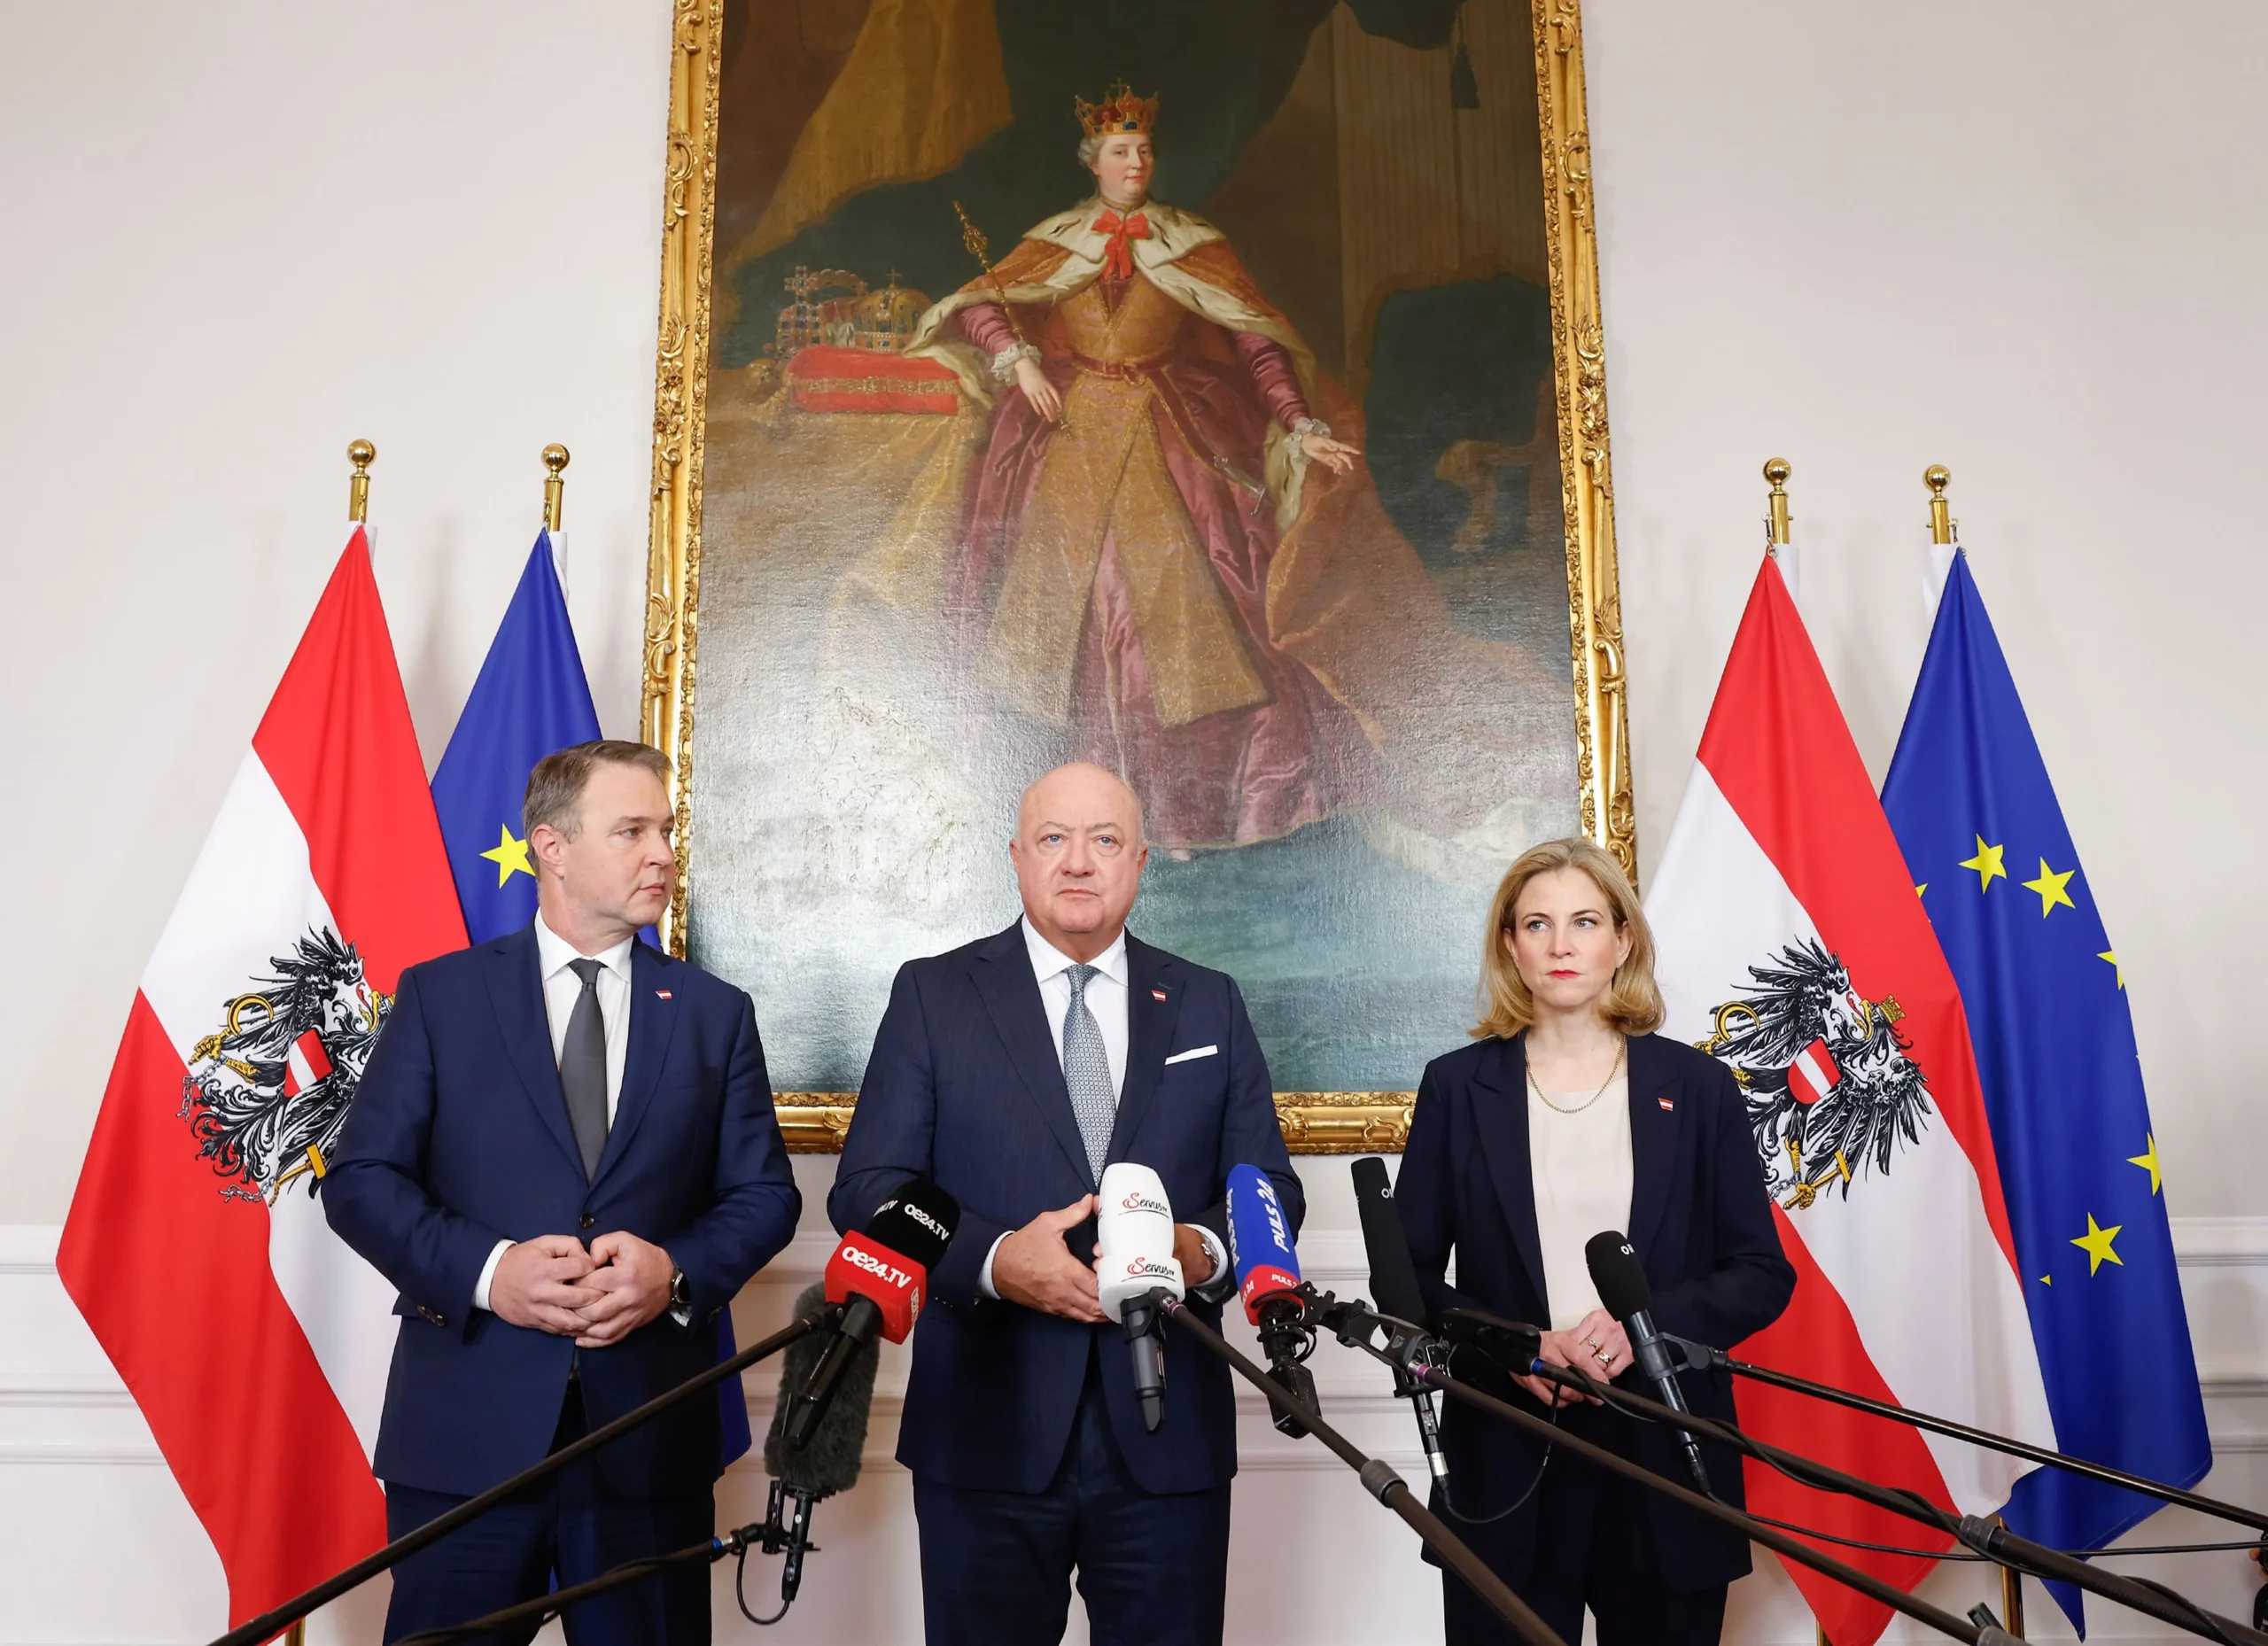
[763,1281,880,1498]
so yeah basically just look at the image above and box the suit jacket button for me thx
[579,1213,595,1229]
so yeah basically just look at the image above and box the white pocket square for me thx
[1163,1044,1218,1066]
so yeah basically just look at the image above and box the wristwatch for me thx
[668,1266,690,1314]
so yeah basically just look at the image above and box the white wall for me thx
[4,1,2265,1642]
[1588,2,2268,1222]
[0,1,672,1227]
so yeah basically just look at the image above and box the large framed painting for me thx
[641,0,1631,1151]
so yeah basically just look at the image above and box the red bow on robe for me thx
[1092,209,1151,281]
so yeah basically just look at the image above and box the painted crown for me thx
[1076,79,1158,140]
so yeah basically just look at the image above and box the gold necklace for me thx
[1527,1039,1626,1115]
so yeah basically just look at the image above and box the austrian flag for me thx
[58,531,466,1630]
[1645,555,2054,1646]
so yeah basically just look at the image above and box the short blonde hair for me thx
[1473,837,1665,1040]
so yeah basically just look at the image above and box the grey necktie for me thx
[1062,963,1115,1181]
[561,958,610,1178]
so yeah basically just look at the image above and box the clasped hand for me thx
[992,1194,1217,1324]
[489,1231,675,1347]
[1517,1306,1634,1409]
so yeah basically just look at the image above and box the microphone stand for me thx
[1493,1346,2268,1646]
[1157,1297,1568,1646]
[1670,1337,2268,1533]
[393,1531,747,1646]
[207,1305,840,1646]
[1314,1298,2000,1644]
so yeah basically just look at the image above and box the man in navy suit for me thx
[831,762,1304,1646]
[326,740,800,1644]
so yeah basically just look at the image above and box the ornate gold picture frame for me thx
[641,0,1630,1153]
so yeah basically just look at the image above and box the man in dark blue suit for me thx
[831,762,1303,1646]
[326,741,800,1644]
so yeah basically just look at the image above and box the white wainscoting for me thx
[4,1200,2264,1644]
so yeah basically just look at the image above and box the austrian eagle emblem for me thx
[1696,938,1932,1208]
[180,927,390,1204]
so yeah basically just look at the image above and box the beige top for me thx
[1527,1068,1635,1331]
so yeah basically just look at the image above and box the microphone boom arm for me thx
[206,1306,841,1646]
[1665,1336,2268,1535]
[1157,1296,1568,1646]
[1510,1353,2268,1646]
[1314,1302,2001,1645]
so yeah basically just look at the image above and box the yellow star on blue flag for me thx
[2023,858,2077,917]
[478,824,534,887]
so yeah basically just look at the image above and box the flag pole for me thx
[542,443,570,532]
[1764,455,1792,547]
[1925,463,1955,545]
[346,439,375,524]
[1764,456,1798,602]
[1992,1513,2025,1636]
[1922,463,1959,613]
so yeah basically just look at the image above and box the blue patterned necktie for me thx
[1061,963,1115,1181]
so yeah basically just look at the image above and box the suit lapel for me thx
[1472,1036,1548,1304]
[591,942,680,1188]
[1105,936,1181,1166]
[1625,1034,1683,1264]
[484,925,583,1176]
[972,923,1096,1186]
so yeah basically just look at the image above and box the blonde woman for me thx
[1394,839,1794,1645]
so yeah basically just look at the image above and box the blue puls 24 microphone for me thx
[1225,1163,1316,1437]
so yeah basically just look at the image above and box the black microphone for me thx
[781,1178,959,1449]
[1439,1307,1544,1378]
[759,1282,881,1612]
[1584,1230,1712,1495]
[1351,1155,1449,1484]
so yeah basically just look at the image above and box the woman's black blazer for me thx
[1396,1030,1797,1593]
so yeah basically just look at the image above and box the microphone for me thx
[759,1281,880,1612]
[1350,1155,1449,1482]
[1097,1162,1184,1433]
[781,1178,959,1449]
[1224,1162,1316,1438]
[1439,1307,1544,1378]
[1584,1230,1712,1495]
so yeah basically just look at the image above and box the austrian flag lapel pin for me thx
[1152,988,1168,1002]
[655,990,672,1000]
[1658,1098,1675,1112]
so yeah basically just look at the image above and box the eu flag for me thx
[431,528,753,1470]
[431,530,602,943]
[1883,551,2209,1632]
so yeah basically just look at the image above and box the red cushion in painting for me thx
[784,346,960,415]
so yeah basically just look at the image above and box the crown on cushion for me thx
[1076,80,1158,139]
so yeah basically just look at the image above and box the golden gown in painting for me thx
[913,197,1548,853]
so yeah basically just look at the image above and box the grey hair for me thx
[1076,133,1104,168]
[524,740,671,841]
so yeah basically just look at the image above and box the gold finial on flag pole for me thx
[542,444,571,532]
[1763,457,1792,546]
[1924,463,1954,545]
[346,439,376,524]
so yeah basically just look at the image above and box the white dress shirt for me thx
[1527,1067,1634,1331]
[979,918,1229,1299]
[471,913,637,1311]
